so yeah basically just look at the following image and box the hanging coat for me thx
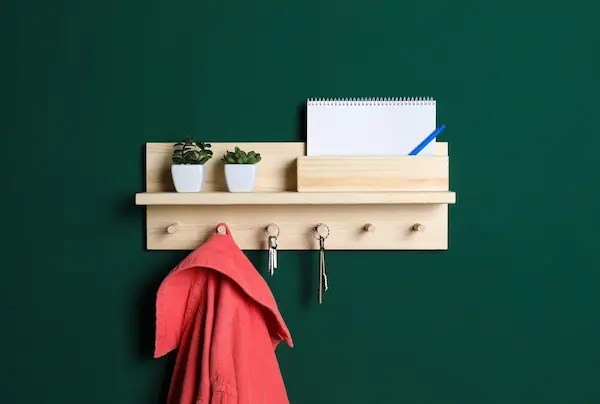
[154,223,293,404]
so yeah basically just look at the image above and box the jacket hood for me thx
[154,223,293,358]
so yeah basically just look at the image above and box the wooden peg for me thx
[166,223,180,234]
[216,225,227,235]
[315,223,329,238]
[364,223,376,232]
[412,223,425,232]
[266,224,279,237]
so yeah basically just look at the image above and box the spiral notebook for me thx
[306,97,437,156]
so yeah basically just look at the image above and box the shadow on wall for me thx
[296,102,307,142]
[299,249,315,309]
[125,144,178,403]
[114,200,178,402]
[135,260,178,404]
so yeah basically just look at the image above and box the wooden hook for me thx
[216,225,227,235]
[412,223,425,232]
[364,223,376,232]
[315,223,329,238]
[166,223,180,234]
[265,223,280,237]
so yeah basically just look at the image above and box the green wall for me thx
[2,0,600,403]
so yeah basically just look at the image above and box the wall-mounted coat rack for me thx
[135,142,456,250]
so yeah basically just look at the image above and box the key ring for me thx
[313,223,330,240]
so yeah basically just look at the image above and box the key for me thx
[318,243,323,304]
[268,235,278,275]
[322,249,328,292]
[314,223,330,304]
[272,236,278,271]
[267,239,273,275]
[318,236,328,303]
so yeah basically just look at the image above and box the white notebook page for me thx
[307,98,436,156]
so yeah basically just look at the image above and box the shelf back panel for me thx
[146,142,448,192]
[146,142,306,192]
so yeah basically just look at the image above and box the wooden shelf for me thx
[137,142,456,250]
[135,191,456,206]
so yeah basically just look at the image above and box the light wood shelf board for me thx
[136,191,456,206]
[146,204,449,250]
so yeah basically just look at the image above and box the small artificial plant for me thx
[222,147,262,164]
[172,137,213,164]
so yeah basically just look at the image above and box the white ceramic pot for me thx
[224,164,257,192]
[171,164,206,192]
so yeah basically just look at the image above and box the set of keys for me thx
[266,224,279,276]
[318,234,329,304]
[264,223,330,304]
[315,223,329,304]
[267,235,278,276]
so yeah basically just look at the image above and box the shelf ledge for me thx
[135,191,456,206]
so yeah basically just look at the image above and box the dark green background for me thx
[2,0,600,403]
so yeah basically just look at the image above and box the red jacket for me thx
[154,223,293,404]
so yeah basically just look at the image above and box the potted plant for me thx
[171,137,213,192]
[222,147,262,192]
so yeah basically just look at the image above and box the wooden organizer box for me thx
[135,142,456,250]
[297,154,449,192]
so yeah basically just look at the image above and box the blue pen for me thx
[409,124,446,155]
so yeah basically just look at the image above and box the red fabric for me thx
[154,223,293,404]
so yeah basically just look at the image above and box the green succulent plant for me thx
[222,147,262,164]
[172,137,213,165]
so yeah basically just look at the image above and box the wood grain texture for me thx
[136,191,456,205]
[297,155,449,192]
[146,142,305,192]
[146,204,448,250]
[146,141,448,192]
[141,141,454,250]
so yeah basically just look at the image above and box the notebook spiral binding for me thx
[307,97,435,106]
